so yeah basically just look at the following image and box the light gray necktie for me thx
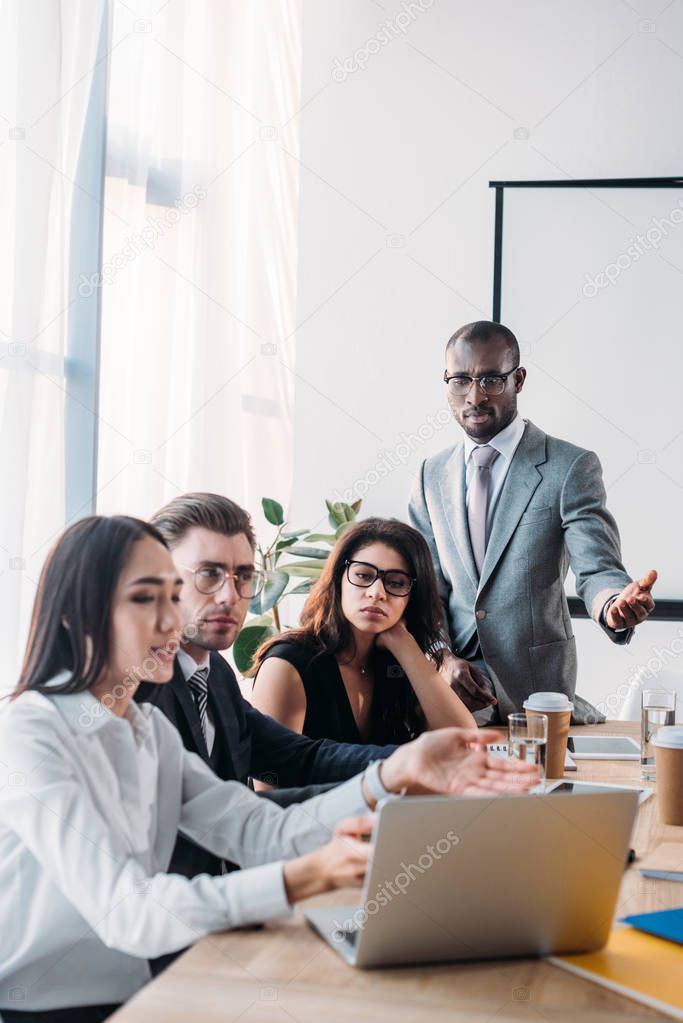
[187,666,210,745]
[468,445,500,576]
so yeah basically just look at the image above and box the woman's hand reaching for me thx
[283,815,375,904]
[376,727,539,801]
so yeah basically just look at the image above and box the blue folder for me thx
[622,907,683,946]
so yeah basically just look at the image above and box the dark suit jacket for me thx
[136,652,395,878]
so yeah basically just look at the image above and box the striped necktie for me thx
[187,666,210,744]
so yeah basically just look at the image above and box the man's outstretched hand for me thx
[605,569,657,630]
[376,728,539,802]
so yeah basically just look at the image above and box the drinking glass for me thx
[508,712,548,783]
[641,689,676,780]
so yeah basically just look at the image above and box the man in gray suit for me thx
[409,320,656,723]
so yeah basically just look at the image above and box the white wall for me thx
[290,0,683,712]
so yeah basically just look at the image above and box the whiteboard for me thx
[498,184,683,601]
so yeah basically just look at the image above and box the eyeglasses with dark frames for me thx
[345,559,415,597]
[177,562,265,599]
[443,365,520,396]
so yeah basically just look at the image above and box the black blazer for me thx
[136,653,395,878]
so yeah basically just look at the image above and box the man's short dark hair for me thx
[151,492,256,550]
[446,321,520,365]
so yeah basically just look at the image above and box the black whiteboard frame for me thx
[488,175,683,622]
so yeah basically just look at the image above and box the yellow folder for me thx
[549,927,683,1020]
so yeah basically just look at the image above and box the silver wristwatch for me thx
[363,759,392,805]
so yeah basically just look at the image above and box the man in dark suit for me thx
[409,321,657,724]
[136,492,395,881]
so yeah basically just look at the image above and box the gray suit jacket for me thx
[409,420,632,722]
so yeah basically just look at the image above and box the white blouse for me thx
[0,680,368,1011]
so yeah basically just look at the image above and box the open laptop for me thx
[306,789,637,968]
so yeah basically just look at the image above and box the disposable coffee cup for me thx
[523,692,573,778]
[654,727,683,825]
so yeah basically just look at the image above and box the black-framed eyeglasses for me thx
[178,562,265,599]
[345,560,415,597]
[443,365,520,396]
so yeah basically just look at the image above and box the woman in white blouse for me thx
[0,515,536,1023]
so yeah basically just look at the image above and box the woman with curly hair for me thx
[251,518,475,746]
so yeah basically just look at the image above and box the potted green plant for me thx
[232,496,362,675]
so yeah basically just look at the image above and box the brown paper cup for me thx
[655,745,683,825]
[527,708,571,779]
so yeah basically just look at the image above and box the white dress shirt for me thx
[0,676,368,1011]
[177,647,215,754]
[463,414,526,534]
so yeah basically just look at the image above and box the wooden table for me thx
[111,723,683,1022]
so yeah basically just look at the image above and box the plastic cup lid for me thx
[653,726,683,750]
[523,692,574,712]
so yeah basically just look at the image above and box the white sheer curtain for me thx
[96,0,303,529]
[0,1,107,693]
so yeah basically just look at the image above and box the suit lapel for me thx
[207,653,242,779]
[478,421,547,593]
[170,659,209,762]
[440,444,478,589]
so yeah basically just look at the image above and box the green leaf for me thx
[326,499,346,528]
[275,536,298,551]
[233,623,275,675]
[281,559,325,571]
[328,500,358,526]
[273,536,298,568]
[249,569,289,614]
[284,564,324,579]
[303,532,337,544]
[280,526,308,538]
[246,613,274,628]
[262,497,285,526]
[350,499,362,515]
[288,579,313,595]
[284,545,330,559]
[335,521,354,538]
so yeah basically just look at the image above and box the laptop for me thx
[305,789,637,968]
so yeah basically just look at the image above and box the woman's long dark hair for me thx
[253,518,447,739]
[12,515,168,698]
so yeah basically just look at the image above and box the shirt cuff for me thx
[217,861,293,925]
[600,594,627,633]
[315,772,369,816]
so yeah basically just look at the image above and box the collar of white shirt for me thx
[42,669,153,746]
[463,413,526,466]
[177,647,211,683]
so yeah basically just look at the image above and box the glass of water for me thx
[641,689,676,779]
[508,712,548,783]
